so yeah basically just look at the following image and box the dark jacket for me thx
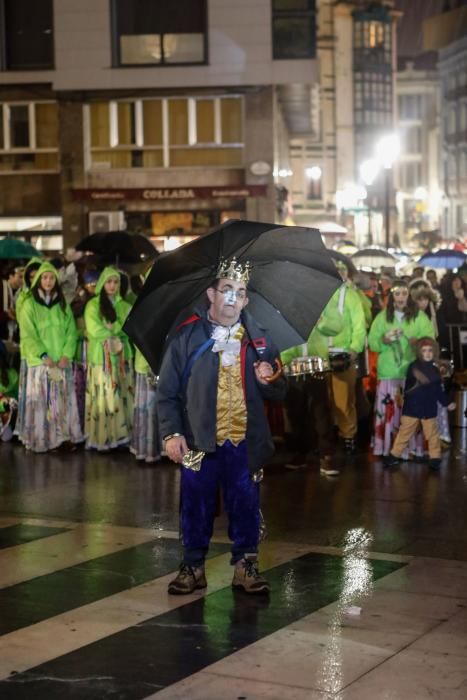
[402,360,450,420]
[156,308,287,474]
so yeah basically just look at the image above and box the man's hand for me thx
[254,361,273,384]
[165,435,188,464]
[447,402,456,411]
[57,357,70,369]
[43,356,55,368]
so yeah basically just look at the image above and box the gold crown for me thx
[216,257,251,284]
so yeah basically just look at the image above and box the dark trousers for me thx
[285,375,334,457]
[181,440,260,567]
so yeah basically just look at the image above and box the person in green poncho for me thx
[84,267,134,451]
[18,262,83,452]
[368,278,435,457]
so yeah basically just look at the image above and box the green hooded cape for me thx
[19,261,77,366]
[84,267,133,366]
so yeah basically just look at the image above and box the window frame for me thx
[0,0,55,71]
[110,0,209,68]
[271,0,316,61]
[0,100,59,174]
[87,95,245,170]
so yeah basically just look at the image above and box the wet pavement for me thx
[0,433,466,698]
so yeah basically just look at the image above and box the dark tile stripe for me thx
[0,553,405,699]
[0,524,69,550]
[0,538,229,636]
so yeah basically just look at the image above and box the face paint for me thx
[223,289,238,305]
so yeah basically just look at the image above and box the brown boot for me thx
[168,564,207,595]
[232,556,270,594]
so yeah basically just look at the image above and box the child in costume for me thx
[384,337,455,470]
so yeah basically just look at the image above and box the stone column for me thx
[58,98,87,249]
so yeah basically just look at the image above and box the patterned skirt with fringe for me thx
[20,365,83,452]
[85,363,134,451]
[130,371,160,463]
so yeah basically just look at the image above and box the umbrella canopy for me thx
[0,238,41,260]
[76,231,158,265]
[124,219,342,373]
[417,249,466,269]
[351,247,398,271]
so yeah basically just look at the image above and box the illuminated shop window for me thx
[88,96,244,169]
[0,101,59,173]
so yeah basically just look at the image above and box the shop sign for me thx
[72,186,268,201]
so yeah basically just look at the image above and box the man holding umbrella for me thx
[157,257,286,595]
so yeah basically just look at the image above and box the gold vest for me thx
[216,325,247,445]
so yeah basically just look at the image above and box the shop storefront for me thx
[72,185,268,250]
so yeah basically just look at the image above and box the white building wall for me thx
[0,0,318,90]
[334,5,355,190]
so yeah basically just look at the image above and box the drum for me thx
[329,352,352,373]
[284,356,330,379]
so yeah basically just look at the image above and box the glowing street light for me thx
[359,159,380,187]
[306,166,322,181]
[376,133,400,249]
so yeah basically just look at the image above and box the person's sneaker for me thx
[284,454,307,470]
[428,458,442,471]
[232,556,270,594]
[383,453,401,468]
[167,564,207,595]
[343,438,356,455]
[319,456,340,476]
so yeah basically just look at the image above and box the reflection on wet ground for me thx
[0,433,466,699]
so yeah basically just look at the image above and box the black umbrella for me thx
[124,219,342,372]
[76,231,158,265]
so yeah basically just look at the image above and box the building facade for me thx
[0,0,318,250]
[395,56,442,242]
[424,2,467,240]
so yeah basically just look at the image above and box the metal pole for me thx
[384,166,390,250]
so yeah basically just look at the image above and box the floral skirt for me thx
[373,379,425,458]
[14,358,28,437]
[130,371,160,463]
[20,365,83,452]
[437,403,451,443]
[85,363,134,451]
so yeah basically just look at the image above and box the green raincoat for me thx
[326,284,367,354]
[20,262,77,367]
[368,309,435,379]
[84,267,133,367]
[281,297,345,364]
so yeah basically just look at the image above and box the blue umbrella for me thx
[418,249,466,269]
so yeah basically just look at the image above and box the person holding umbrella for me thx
[157,257,286,595]
[84,267,134,452]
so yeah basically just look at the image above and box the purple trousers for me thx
[180,440,260,566]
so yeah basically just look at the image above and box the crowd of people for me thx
[0,253,466,473]
[0,257,158,461]
[0,250,467,595]
[280,261,467,474]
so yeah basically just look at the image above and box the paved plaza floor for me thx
[0,433,466,699]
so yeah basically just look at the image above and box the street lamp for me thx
[376,133,400,250]
[359,159,380,245]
